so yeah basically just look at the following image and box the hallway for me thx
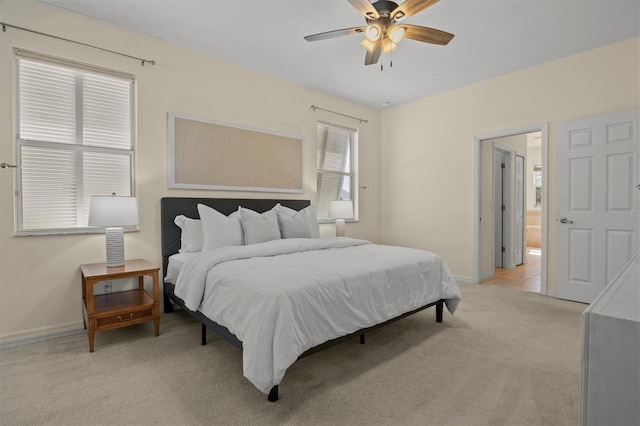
[482,248,541,293]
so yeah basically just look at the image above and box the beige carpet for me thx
[0,283,586,425]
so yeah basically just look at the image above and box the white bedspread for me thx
[174,238,461,394]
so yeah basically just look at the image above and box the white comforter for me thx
[174,238,461,394]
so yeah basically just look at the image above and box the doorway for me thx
[473,124,548,295]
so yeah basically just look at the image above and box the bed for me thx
[161,197,461,402]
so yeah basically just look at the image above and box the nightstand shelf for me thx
[81,259,160,352]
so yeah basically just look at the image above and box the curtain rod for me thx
[1,22,156,66]
[310,105,368,124]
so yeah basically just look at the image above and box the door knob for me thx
[559,217,573,224]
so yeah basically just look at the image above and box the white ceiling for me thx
[40,0,640,109]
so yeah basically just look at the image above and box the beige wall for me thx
[2,0,639,342]
[0,1,382,342]
[380,37,640,294]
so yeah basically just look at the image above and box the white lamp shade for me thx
[89,196,139,227]
[328,200,354,219]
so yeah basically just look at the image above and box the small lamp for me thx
[328,200,354,237]
[89,194,139,268]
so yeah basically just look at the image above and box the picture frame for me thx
[168,112,304,193]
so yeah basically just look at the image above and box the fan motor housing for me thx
[372,1,400,18]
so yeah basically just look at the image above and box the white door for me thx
[515,154,525,265]
[494,150,504,268]
[495,149,511,268]
[557,110,639,303]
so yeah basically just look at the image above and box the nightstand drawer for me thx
[95,308,153,329]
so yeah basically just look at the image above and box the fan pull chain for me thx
[379,55,393,72]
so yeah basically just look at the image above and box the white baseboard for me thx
[0,321,84,348]
[1,303,168,348]
[454,275,474,283]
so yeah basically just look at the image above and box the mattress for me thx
[164,252,201,284]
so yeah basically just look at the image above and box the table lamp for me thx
[328,200,354,237]
[89,194,139,268]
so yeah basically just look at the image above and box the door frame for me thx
[473,123,549,295]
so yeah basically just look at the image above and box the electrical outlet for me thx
[103,281,112,293]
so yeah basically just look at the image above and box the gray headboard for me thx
[160,197,311,276]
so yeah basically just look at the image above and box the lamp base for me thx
[335,219,346,237]
[105,227,125,268]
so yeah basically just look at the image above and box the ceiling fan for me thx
[304,0,454,66]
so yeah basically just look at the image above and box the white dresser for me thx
[581,250,640,426]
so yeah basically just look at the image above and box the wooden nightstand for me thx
[81,259,160,352]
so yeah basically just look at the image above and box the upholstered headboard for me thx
[160,197,311,276]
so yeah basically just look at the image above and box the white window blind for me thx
[316,122,357,220]
[16,54,135,234]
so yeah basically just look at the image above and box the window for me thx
[15,51,135,234]
[316,121,358,221]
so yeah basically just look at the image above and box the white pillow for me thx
[276,209,312,238]
[197,204,244,251]
[239,207,281,245]
[174,215,203,253]
[276,204,321,238]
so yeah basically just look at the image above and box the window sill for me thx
[15,226,139,237]
[318,219,359,224]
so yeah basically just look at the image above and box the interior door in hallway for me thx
[557,110,639,303]
[494,149,510,268]
[515,154,525,266]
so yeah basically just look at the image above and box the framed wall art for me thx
[168,113,304,193]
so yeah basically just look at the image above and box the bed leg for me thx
[163,295,174,313]
[268,385,279,402]
[201,324,207,345]
[436,300,443,323]
[360,334,365,344]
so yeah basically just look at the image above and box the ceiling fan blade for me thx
[391,0,439,20]
[364,40,382,65]
[304,26,365,42]
[401,24,454,45]
[347,0,379,19]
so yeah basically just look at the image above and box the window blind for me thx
[316,122,356,220]
[16,55,134,233]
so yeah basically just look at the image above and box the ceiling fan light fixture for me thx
[382,38,398,54]
[364,24,382,41]
[387,25,405,43]
[360,37,377,52]
[303,0,454,67]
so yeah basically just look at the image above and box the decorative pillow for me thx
[239,207,281,245]
[276,209,312,239]
[276,204,321,238]
[174,215,203,253]
[197,204,244,251]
